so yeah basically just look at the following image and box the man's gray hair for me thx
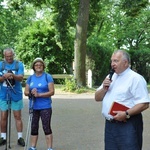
[113,50,131,64]
[3,48,15,55]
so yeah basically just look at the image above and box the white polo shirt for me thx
[97,68,150,119]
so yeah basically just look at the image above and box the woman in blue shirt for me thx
[24,58,55,150]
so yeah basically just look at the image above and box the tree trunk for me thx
[74,0,90,87]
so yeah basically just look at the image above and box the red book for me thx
[109,101,129,116]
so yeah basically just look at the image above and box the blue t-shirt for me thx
[27,72,54,110]
[0,60,24,101]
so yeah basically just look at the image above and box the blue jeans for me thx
[105,114,143,150]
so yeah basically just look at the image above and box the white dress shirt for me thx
[97,67,150,119]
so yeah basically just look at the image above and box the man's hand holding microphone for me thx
[103,69,115,91]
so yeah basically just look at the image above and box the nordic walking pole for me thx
[24,114,32,150]
[5,79,16,150]
[24,94,35,150]
[8,99,11,149]
[5,86,11,150]
[5,99,11,150]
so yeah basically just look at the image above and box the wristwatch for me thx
[125,110,130,119]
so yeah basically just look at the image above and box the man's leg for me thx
[11,99,25,147]
[0,111,8,146]
[13,110,23,133]
[13,110,25,147]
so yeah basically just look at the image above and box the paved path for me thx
[1,93,150,150]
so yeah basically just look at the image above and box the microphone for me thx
[108,68,115,81]
[106,68,115,90]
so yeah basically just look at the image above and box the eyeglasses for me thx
[4,55,14,58]
[34,64,43,67]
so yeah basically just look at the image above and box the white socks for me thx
[1,133,6,139]
[18,132,23,139]
[1,132,22,140]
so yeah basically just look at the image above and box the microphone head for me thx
[109,69,115,80]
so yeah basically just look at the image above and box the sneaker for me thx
[28,147,37,150]
[0,137,6,146]
[18,137,25,147]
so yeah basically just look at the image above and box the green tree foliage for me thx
[111,1,150,82]
[87,0,150,84]
[15,17,73,74]
[86,0,117,85]
[0,0,36,57]
[1,0,150,86]
[51,0,77,74]
[87,37,112,85]
[11,0,75,74]
[130,49,150,82]
[0,3,20,50]
[121,0,149,17]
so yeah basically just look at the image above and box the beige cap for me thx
[31,57,46,69]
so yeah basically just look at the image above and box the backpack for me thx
[0,60,19,72]
[0,61,19,87]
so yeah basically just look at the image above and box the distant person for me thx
[95,50,150,150]
[0,48,25,147]
[24,58,55,150]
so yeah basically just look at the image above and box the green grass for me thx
[55,84,96,94]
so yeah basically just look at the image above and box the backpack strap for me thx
[1,61,5,71]
[45,73,48,83]
[1,60,19,72]
[15,60,19,72]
